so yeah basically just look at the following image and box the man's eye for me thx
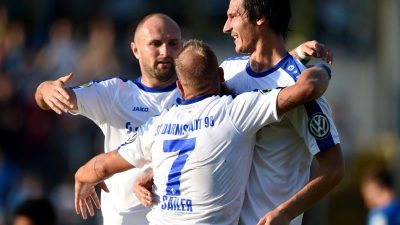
[150,41,162,47]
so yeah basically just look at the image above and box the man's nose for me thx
[223,19,232,33]
[159,43,170,57]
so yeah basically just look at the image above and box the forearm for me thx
[275,167,342,220]
[274,145,344,221]
[75,150,134,184]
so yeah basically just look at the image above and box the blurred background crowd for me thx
[0,0,399,224]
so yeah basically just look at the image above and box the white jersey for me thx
[72,77,179,225]
[220,54,341,225]
[119,90,281,225]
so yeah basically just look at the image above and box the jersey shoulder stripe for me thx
[280,56,303,82]
[304,100,335,151]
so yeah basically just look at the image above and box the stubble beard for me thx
[143,63,176,83]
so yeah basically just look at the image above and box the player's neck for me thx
[249,35,287,73]
[182,87,220,101]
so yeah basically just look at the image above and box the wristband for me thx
[315,63,331,79]
[296,46,311,61]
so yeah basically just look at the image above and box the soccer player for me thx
[221,0,344,224]
[361,169,400,225]
[74,40,332,225]
[35,13,182,225]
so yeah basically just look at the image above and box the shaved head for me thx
[134,13,180,43]
[130,13,182,87]
[175,40,220,92]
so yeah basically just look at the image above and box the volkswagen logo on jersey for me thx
[308,113,330,139]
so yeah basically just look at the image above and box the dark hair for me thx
[243,0,291,38]
[14,199,56,225]
[363,169,394,189]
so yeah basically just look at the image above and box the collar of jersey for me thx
[176,94,214,105]
[245,53,291,78]
[134,77,177,93]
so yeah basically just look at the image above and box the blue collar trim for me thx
[245,53,291,78]
[134,77,177,93]
[176,94,215,105]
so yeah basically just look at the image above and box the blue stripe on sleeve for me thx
[304,100,335,151]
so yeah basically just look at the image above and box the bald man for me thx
[35,13,182,225]
[74,39,331,225]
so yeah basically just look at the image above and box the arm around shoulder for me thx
[276,65,330,116]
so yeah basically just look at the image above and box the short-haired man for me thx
[35,13,182,225]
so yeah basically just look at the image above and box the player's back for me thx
[120,91,280,225]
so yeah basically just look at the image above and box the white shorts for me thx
[101,201,150,225]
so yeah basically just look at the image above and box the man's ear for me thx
[256,16,266,26]
[177,80,185,99]
[131,42,140,60]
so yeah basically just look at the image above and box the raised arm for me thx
[290,40,333,65]
[74,150,133,219]
[35,72,78,114]
[276,65,330,116]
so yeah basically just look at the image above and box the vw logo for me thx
[287,65,295,71]
[308,113,330,139]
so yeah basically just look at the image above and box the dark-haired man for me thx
[221,0,344,224]
[361,169,400,225]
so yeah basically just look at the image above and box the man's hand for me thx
[293,40,333,65]
[134,169,154,207]
[74,180,109,220]
[36,72,75,114]
[256,208,291,225]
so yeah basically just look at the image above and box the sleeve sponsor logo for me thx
[308,113,330,139]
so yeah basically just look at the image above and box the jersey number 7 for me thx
[163,138,196,196]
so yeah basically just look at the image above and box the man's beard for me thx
[144,63,176,82]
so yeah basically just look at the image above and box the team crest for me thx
[308,113,330,139]
[287,65,295,71]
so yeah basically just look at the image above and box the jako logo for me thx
[132,106,149,112]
